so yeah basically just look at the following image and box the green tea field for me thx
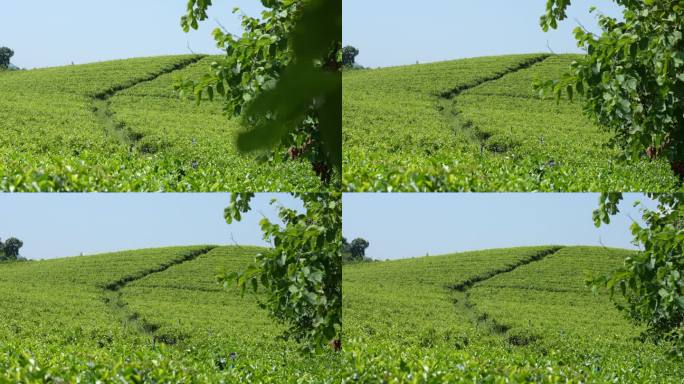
[341,246,684,383]
[0,56,325,191]
[0,246,340,382]
[342,54,680,191]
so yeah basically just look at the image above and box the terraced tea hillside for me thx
[341,246,684,383]
[0,246,339,382]
[0,56,323,191]
[343,54,679,191]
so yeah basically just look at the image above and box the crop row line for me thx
[449,247,564,345]
[448,246,564,292]
[438,55,550,99]
[101,246,216,344]
[92,55,205,100]
[103,246,216,291]
[438,55,551,155]
[90,55,205,148]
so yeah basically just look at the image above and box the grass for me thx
[0,55,327,191]
[3,243,682,382]
[342,54,680,191]
[0,246,340,383]
[341,246,684,383]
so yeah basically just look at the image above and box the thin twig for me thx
[214,18,232,34]
[545,40,557,55]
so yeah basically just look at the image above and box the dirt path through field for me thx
[101,246,216,341]
[439,55,550,99]
[90,55,205,148]
[438,55,551,151]
[449,246,564,341]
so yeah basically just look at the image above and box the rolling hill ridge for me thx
[0,245,339,382]
[0,56,323,191]
[341,245,684,382]
[343,54,679,191]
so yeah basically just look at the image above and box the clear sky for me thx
[1,0,263,69]
[343,193,654,260]
[0,193,301,260]
[343,0,623,68]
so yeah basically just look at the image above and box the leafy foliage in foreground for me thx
[0,246,341,383]
[343,246,684,382]
[343,54,679,191]
[0,56,325,191]
[594,193,684,356]
[181,0,341,184]
[223,193,342,351]
[539,0,684,178]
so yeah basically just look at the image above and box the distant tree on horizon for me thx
[0,47,14,69]
[350,238,370,260]
[343,237,370,262]
[342,46,359,67]
[1,237,23,261]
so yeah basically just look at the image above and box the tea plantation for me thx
[341,246,684,383]
[0,56,324,191]
[343,55,680,191]
[0,246,340,383]
[3,244,682,382]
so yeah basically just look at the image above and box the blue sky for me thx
[1,0,263,69]
[0,193,301,260]
[343,0,623,68]
[343,193,654,260]
[0,193,654,261]
[2,1,625,69]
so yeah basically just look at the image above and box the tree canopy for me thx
[540,1,683,354]
[350,238,369,258]
[221,192,341,352]
[342,237,372,263]
[593,193,684,356]
[538,1,684,178]
[0,47,14,69]
[0,237,23,261]
[342,46,359,67]
[179,0,341,184]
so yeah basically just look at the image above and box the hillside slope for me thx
[0,246,338,382]
[343,54,679,191]
[0,56,323,191]
[342,246,683,382]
